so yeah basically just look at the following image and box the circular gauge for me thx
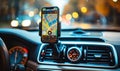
[9,46,28,65]
[67,47,82,62]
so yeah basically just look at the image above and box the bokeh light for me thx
[81,7,87,13]
[72,12,79,19]
[66,14,72,21]
[22,20,31,27]
[28,11,34,17]
[113,0,118,2]
[11,20,19,27]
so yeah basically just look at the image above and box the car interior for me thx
[0,0,120,71]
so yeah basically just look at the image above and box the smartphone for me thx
[40,7,59,43]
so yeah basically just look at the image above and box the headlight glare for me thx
[21,20,31,27]
[11,20,19,27]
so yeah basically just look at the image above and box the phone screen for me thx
[41,7,59,43]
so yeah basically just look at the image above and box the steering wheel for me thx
[0,38,10,71]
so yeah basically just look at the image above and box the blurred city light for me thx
[28,11,34,17]
[11,20,19,27]
[74,23,91,29]
[72,12,79,19]
[113,0,118,2]
[39,11,41,16]
[81,7,87,13]
[65,14,72,21]
[22,20,31,27]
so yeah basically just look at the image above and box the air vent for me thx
[44,48,53,60]
[86,46,115,66]
[59,37,105,42]
[38,43,118,68]
[40,47,53,61]
[39,44,60,62]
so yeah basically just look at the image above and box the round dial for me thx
[9,46,28,66]
[67,47,82,62]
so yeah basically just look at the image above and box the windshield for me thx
[0,0,120,30]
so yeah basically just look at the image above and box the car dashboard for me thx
[0,28,120,71]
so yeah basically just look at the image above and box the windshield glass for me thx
[0,0,120,29]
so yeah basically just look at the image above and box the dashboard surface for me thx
[0,28,120,71]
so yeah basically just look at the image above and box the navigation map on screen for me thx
[42,14,57,36]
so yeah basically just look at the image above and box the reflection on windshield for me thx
[0,0,120,29]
